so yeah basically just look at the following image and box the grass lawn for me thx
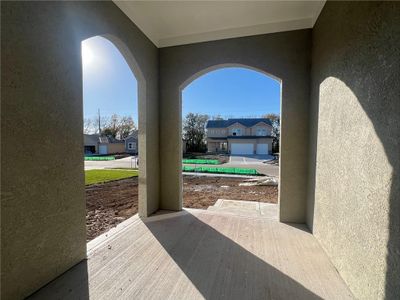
[85,169,138,185]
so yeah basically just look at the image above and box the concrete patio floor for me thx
[29,208,353,300]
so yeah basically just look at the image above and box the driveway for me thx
[85,156,138,170]
[223,155,279,177]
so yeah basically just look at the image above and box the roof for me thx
[84,134,100,145]
[107,136,124,144]
[206,118,272,129]
[125,130,138,140]
[84,134,123,144]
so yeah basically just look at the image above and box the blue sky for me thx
[82,36,280,126]
[82,37,138,124]
[182,68,280,118]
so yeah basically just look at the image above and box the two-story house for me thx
[206,118,274,155]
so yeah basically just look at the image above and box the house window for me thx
[232,128,241,136]
[256,128,267,136]
[128,142,136,150]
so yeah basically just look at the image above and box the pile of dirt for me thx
[86,178,138,241]
[183,176,277,209]
[86,175,278,241]
[183,153,229,164]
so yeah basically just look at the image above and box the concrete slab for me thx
[29,208,353,299]
[208,199,278,220]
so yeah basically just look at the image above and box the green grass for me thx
[85,169,138,185]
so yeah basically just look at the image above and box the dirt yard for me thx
[86,175,278,241]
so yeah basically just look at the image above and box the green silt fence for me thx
[182,159,220,165]
[85,156,115,161]
[182,165,259,175]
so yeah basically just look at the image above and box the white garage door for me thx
[99,145,108,155]
[231,143,253,155]
[256,143,268,155]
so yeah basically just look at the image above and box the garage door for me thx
[256,143,268,155]
[99,145,108,155]
[231,143,253,155]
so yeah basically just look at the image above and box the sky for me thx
[82,36,281,127]
[82,36,138,124]
[182,68,280,118]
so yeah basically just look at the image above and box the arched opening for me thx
[180,65,281,216]
[81,35,145,241]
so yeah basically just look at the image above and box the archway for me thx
[81,35,146,241]
[179,64,281,213]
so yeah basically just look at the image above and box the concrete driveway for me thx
[85,156,138,170]
[223,155,279,177]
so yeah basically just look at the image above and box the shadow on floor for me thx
[144,212,322,300]
[27,211,328,299]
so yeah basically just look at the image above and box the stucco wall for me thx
[1,2,159,299]
[307,2,400,299]
[105,143,125,154]
[159,30,311,219]
[207,128,228,138]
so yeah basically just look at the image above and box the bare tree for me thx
[83,118,94,134]
[263,113,280,153]
[102,114,119,138]
[118,116,136,139]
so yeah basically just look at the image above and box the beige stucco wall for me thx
[227,122,247,135]
[1,2,159,299]
[159,30,312,220]
[105,143,125,154]
[250,123,272,136]
[307,2,400,299]
[207,127,228,138]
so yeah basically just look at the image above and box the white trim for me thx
[158,18,314,48]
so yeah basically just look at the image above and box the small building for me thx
[125,130,138,154]
[84,134,125,155]
[84,134,100,154]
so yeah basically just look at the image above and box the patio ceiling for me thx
[114,1,326,47]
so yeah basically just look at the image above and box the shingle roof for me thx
[206,118,272,128]
[125,130,138,140]
[84,134,100,145]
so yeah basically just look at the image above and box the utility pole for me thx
[98,109,101,135]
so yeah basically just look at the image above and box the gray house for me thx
[125,130,138,154]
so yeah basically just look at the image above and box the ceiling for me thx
[114,1,326,48]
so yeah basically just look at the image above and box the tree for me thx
[102,114,119,138]
[263,113,280,153]
[88,114,137,139]
[83,118,94,134]
[183,113,209,153]
[118,116,136,139]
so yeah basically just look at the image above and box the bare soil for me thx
[183,152,229,163]
[86,175,278,241]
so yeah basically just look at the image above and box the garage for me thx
[256,143,268,155]
[99,144,108,155]
[231,143,253,155]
